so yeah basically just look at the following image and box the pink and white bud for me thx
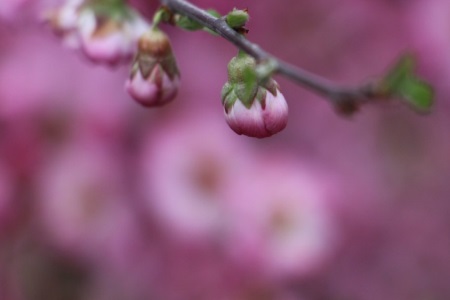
[224,88,288,138]
[125,29,180,107]
[77,8,150,66]
[125,64,179,107]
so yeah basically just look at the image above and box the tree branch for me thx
[160,0,376,112]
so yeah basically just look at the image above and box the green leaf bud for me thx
[225,8,249,29]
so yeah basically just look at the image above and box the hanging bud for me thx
[222,52,288,138]
[76,4,150,66]
[125,29,180,107]
[44,0,149,65]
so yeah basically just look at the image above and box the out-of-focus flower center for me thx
[269,204,298,236]
[189,156,224,197]
[78,183,108,223]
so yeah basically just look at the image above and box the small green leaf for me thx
[398,78,434,113]
[379,54,434,113]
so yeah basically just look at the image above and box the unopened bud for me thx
[226,8,249,29]
[77,7,149,66]
[125,29,180,107]
[222,52,288,138]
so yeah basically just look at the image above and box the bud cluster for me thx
[44,2,290,138]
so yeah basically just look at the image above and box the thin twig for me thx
[160,0,376,111]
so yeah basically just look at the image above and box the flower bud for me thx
[223,84,288,138]
[222,53,288,138]
[44,0,149,65]
[225,8,249,29]
[77,6,149,66]
[125,29,180,107]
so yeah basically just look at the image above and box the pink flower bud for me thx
[125,29,180,107]
[224,88,288,138]
[125,64,179,107]
[77,8,149,66]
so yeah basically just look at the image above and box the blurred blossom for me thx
[225,160,337,280]
[35,136,132,262]
[139,115,254,243]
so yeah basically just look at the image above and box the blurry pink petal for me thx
[226,161,337,279]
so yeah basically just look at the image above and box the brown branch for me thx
[160,0,377,113]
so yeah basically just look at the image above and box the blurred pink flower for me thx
[139,115,254,243]
[225,159,338,280]
[35,136,134,263]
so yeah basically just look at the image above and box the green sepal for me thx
[379,55,434,113]
[235,66,258,108]
[221,82,233,104]
[137,53,179,80]
[137,54,158,79]
[222,83,238,112]
[255,88,267,108]
[263,78,279,96]
[226,8,249,29]
[160,55,180,80]
[227,51,256,84]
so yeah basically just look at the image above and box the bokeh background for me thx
[1,0,450,299]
